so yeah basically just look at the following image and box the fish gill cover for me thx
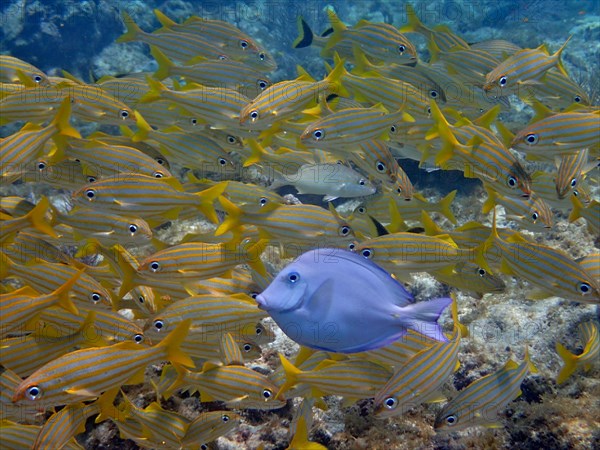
[0,0,599,449]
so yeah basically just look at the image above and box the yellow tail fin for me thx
[159,319,195,368]
[555,342,577,384]
[116,12,144,43]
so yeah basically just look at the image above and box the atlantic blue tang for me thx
[255,248,452,353]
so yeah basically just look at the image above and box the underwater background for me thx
[1,0,599,449]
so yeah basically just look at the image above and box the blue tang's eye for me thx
[287,272,300,283]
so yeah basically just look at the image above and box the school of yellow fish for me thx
[1,5,599,449]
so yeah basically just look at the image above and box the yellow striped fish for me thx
[0,253,113,310]
[62,138,171,179]
[374,326,462,417]
[483,37,571,93]
[33,400,99,450]
[117,12,230,63]
[140,77,251,131]
[353,232,473,278]
[51,207,153,246]
[511,111,600,157]
[555,321,599,384]
[0,271,80,338]
[0,311,105,378]
[434,350,537,431]
[0,55,50,85]
[0,97,80,184]
[476,211,600,303]
[300,105,410,149]
[12,319,193,406]
[400,4,469,53]
[569,196,599,235]
[152,46,271,95]
[216,196,354,243]
[239,59,345,128]
[181,410,241,449]
[0,421,83,450]
[277,355,393,402]
[143,293,267,344]
[165,362,285,410]
[555,148,591,199]
[321,9,417,65]
[153,9,277,70]
[0,197,57,243]
[72,174,226,224]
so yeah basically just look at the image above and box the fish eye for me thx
[34,75,43,83]
[153,319,164,331]
[570,178,577,187]
[525,133,538,145]
[390,125,397,133]
[427,106,431,115]
[218,54,228,60]
[361,248,373,259]
[133,334,144,343]
[357,206,366,214]
[85,189,96,200]
[259,52,266,61]
[150,261,161,272]
[312,129,325,141]
[190,118,198,125]
[218,157,228,166]
[250,292,259,299]
[250,110,259,121]
[376,161,386,172]
[396,187,402,194]
[498,76,507,87]
[287,272,300,283]
[478,268,487,276]
[348,242,356,251]
[90,292,102,303]
[227,135,238,144]
[531,212,539,221]
[384,397,398,409]
[445,414,458,426]
[26,386,41,400]
[37,161,47,170]
[339,225,351,236]
[243,343,253,352]
[257,79,268,90]
[262,389,272,399]
[153,171,164,178]
[429,89,438,98]
[358,179,366,186]
[201,445,208,450]
[222,413,230,422]
[259,197,268,206]
[155,157,165,165]
[578,282,591,294]
[240,40,249,49]
[255,326,263,335]
[506,175,517,188]
[119,109,130,119]
[138,295,145,304]
[398,44,406,53]
[128,224,138,234]
[574,95,581,103]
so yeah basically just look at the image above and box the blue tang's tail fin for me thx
[399,297,452,342]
